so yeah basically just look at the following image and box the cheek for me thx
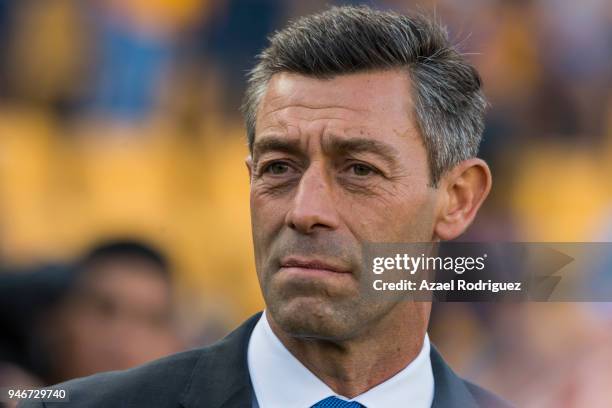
[250,190,288,249]
[340,185,436,242]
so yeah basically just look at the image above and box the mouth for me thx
[279,256,352,275]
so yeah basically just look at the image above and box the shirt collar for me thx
[247,311,434,408]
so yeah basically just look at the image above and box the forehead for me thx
[256,70,417,140]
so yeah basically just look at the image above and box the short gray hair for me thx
[241,5,486,186]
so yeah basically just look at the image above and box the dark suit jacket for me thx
[19,313,512,408]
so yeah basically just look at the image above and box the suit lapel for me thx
[430,345,479,408]
[180,312,262,408]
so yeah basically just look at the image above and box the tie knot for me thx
[311,396,365,408]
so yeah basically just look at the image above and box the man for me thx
[20,6,510,408]
[2,240,180,387]
[37,240,181,384]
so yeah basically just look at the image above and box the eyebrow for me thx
[252,134,401,169]
[252,136,303,160]
[325,137,400,169]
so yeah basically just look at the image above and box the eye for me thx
[349,163,377,176]
[262,161,291,175]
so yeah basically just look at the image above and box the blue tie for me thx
[311,396,365,408]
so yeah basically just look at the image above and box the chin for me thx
[268,296,359,341]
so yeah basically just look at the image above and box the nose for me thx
[285,163,340,234]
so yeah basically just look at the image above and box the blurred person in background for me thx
[37,239,183,384]
[0,239,182,389]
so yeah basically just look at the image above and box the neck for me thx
[267,302,429,398]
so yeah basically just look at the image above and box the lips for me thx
[279,257,351,274]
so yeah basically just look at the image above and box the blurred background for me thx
[0,0,610,406]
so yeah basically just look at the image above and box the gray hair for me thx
[241,5,487,186]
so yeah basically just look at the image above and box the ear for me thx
[434,158,492,240]
[245,156,254,182]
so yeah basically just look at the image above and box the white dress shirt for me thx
[247,311,434,408]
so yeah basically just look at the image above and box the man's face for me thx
[249,70,439,340]
[51,258,180,381]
